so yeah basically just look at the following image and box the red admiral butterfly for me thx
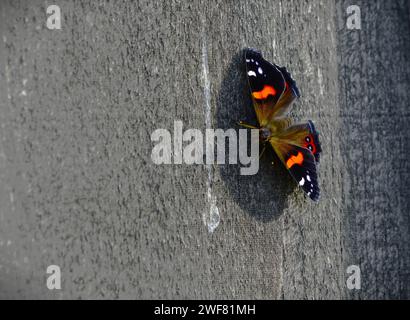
[241,49,322,201]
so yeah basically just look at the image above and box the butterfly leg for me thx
[238,121,258,129]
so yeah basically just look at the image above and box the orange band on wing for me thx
[252,85,277,100]
[286,152,304,168]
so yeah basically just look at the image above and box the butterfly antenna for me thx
[238,121,258,129]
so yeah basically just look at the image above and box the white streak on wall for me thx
[318,68,324,96]
[201,24,220,234]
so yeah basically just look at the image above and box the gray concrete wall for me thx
[0,0,408,299]
[336,0,410,299]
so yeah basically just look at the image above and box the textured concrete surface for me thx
[336,0,410,299]
[0,0,408,299]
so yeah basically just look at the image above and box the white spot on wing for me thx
[248,70,257,77]
[299,177,305,186]
[258,67,263,74]
[307,175,311,182]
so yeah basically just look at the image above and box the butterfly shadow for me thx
[216,49,295,222]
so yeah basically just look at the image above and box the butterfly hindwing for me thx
[245,48,300,125]
[270,141,320,201]
[272,65,301,117]
[274,120,322,162]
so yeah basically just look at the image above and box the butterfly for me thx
[240,48,322,201]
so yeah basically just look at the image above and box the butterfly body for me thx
[243,48,322,201]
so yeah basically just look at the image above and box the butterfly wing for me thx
[272,64,301,117]
[275,120,322,162]
[269,121,322,201]
[245,48,300,126]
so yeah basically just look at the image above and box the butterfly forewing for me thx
[245,49,286,126]
[245,49,300,125]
